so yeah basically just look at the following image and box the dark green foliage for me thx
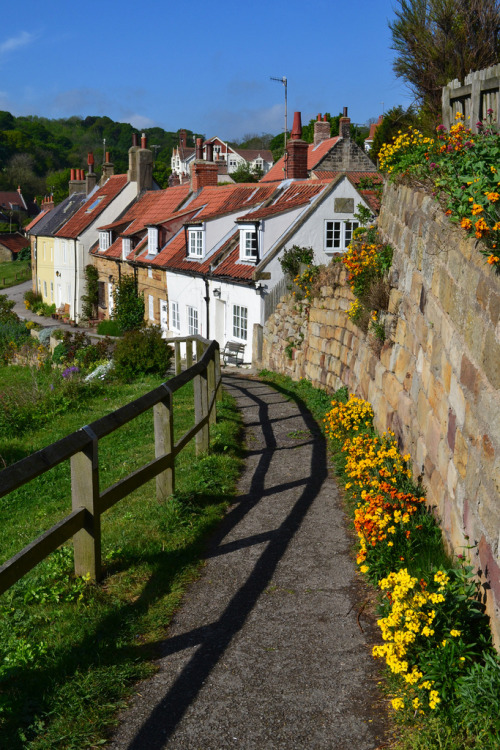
[81,264,99,321]
[96,319,123,336]
[279,245,314,279]
[389,0,500,125]
[16,245,31,262]
[230,162,261,183]
[0,111,199,203]
[113,275,144,332]
[0,293,17,323]
[113,326,173,380]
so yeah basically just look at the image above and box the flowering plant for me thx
[379,112,500,272]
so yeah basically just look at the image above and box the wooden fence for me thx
[0,335,221,594]
[442,63,500,133]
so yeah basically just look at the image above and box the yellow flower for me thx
[450,629,461,637]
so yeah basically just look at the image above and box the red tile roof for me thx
[260,137,340,182]
[239,182,325,221]
[0,232,29,254]
[0,191,26,211]
[310,171,383,213]
[56,175,128,239]
[182,184,276,221]
[212,244,255,280]
[99,186,190,235]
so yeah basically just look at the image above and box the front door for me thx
[160,299,168,332]
[215,299,226,347]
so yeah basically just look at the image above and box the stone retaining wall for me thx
[260,182,500,642]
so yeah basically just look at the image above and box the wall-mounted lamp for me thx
[55,271,61,277]
[255,281,266,295]
[108,275,114,283]
[213,287,221,298]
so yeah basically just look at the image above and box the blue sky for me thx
[0,0,412,141]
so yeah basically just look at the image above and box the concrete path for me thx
[109,372,389,750]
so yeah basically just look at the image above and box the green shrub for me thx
[81,264,99,321]
[113,276,144,332]
[113,326,173,380]
[279,245,314,279]
[97,319,122,336]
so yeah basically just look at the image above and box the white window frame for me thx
[147,226,158,255]
[43,280,47,297]
[187,305,198,335]
[148,294,154,321]
[239,225,258,261]
[188,229,204,258]
[324,220,360,252]
[50,281,53,302]
[99,231,110,252]
[121,237,131,260]
[171,301,180,331]
[233,304,248,340]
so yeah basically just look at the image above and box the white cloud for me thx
[0,31,37,56]
[126,113,156,130]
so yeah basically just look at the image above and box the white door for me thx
[215,299,226,346]
[57,284,62,307]
[108,283,114,315]
[160,299,168,332]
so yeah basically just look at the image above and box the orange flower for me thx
[487,255,499,264]
[460,217,472,230]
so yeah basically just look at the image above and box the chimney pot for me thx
[343,106,348,117]
[105,151,110,162]
[317,113,321,121]
[323,114,327,122]
[88,152,94,166]
[195,137,203,160]
[132,133,138,147]
[71,168,76,181]
[17,185,21,194]
[206,142,214,162]
[291,111,302,140]
[141,133,147,149]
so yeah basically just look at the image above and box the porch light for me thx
[213,288,221,298]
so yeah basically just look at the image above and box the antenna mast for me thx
[270,76,287,153]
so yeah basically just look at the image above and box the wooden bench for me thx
[222,340,245,366]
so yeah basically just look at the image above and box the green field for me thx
[0,367,242,749]
[0,259,31,289]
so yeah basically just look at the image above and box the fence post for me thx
[186,338,193,369]
[214,343,222,402]
[208,354,216,427]
[194,340,209,454]
[154,385,174,501]
[174,341,181,375]
[71,427,101,581]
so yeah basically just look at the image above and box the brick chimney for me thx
[69,167,86,195]
[41,195,55,212]
[191,140,218,190]
[286,111,309,180]
[314,113,331,146]
[339,107,351,139]
[101,151,115,185]
[179,129,187,149]
[86,151,98,194]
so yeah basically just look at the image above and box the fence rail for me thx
[442,63,500,132]
[0,335,222,595]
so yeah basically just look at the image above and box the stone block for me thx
[483,329,500,390]
[394,346,413,384]
[388,289,403,315]
[441,355,452,394]
[447,459,458,499]
[425,414,442,465]
[383,372,403,411]
[449,374,466,428]
[417,389,431,432]
[460,353,479,397]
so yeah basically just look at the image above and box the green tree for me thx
[81,265,99,321]
[113,275,144,332]
[390,0,500,125]
[230,162,260,183]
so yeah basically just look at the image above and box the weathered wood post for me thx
[186,338,193,369]
[194,340,209,454]
[174,341,181,375]
[154,384,174,501]
[71,426,101,580]
[207,353,216,427]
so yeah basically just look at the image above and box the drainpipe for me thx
[204,277,210,340]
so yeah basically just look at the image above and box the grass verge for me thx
[0,372,243,749]
[0,260,31,289]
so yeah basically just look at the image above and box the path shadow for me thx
[123,373,329,749]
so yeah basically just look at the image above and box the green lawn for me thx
[0,259,31,289]
[0,368,242,749]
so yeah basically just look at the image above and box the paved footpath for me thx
[109,372,389,750]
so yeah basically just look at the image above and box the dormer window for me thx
[188,228,204,258]
[99,231,110,252]
[239,225,259,262]
[147,226,158,255]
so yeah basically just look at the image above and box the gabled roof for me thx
[55,175,129,239]
[27,192,88,236]
[232,147,274,163]
[0,190,27,212]
[99,186,190,236]
[0,232,28,254]
[181,184,276,221]
[25,210,50,232]
[260,137,341,182]
[309,171,383,213]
